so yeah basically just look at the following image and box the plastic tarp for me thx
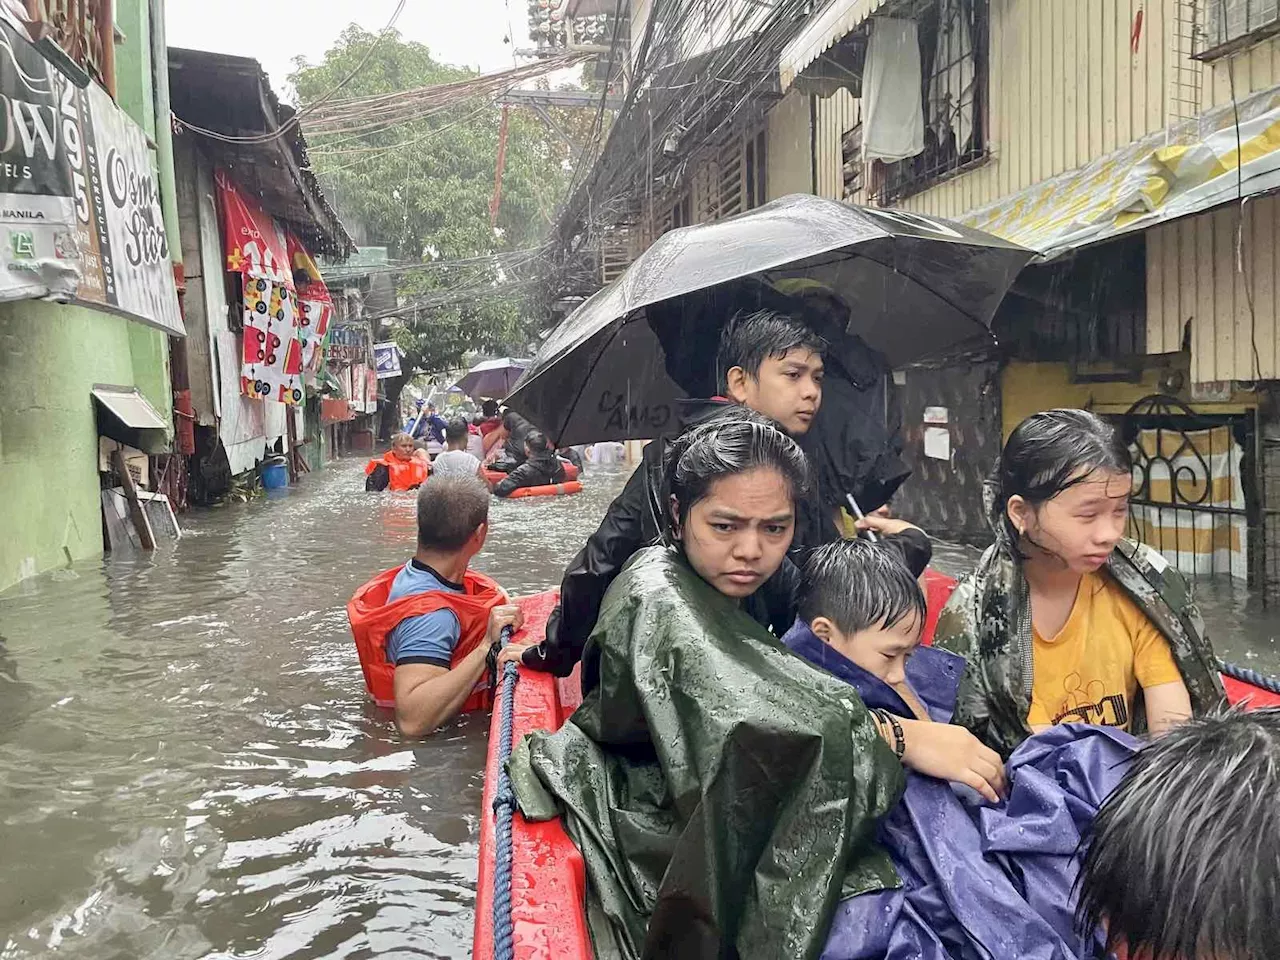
[862,18,924,162]
[963,83,1280,260]
[509,545,906,960]
[784,622,1136,960]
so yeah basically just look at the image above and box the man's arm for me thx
[856,515,933,577]
[494,462,535,497]
[523,458,654,676]
[393,646,489,737]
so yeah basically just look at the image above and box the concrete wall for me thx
[0,302,153,590]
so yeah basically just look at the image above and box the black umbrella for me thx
[510,193,1033,447]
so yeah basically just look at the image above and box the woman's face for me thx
[677,467,795,598]
[1009,468,1131,573]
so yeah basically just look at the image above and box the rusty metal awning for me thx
[779,0,889,92]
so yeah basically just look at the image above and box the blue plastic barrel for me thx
[262,461,289,489]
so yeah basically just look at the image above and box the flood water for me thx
[3,459,1278,960]
[0,459,634,960]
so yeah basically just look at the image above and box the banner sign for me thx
[216,169,290,284]
[287,232,332,374]
[374,341,402,379]
[328,322,368,363]
[0,23,183,334]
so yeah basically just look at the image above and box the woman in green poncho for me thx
[512,412,1007,960]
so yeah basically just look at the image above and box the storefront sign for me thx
[0,23,183,334]
[374,341,402,378]
[328,322,368,363]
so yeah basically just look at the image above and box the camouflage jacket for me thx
[933,537,1226,758]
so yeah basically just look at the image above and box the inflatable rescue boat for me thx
[482,460,583,499]
[471,571,1280,960]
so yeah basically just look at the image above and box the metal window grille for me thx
[869,0,988,205]
[842,112,864,201]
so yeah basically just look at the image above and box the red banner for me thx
[216,169,291,285]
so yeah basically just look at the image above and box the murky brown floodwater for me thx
[0,458,634,960]
[3,461,1277,960]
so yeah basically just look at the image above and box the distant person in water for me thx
[365,433,430,492]
[493,430,565,497]
[1077,708,1280,960]
[432,418,483,480]
[347,476,531,737]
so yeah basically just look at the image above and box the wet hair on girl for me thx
[1076,707,1280,960]
[799,539,926,637]
[661,410,810,544]
[991,409,1132,551]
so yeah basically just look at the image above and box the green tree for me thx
[291,26,583,434]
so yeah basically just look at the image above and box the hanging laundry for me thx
[862,18,925,163]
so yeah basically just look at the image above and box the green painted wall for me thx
[0,301,153,590]
[112,0,157,139]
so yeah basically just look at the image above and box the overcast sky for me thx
[165,0,534,99]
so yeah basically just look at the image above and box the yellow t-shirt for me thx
[1028,572,1183,730]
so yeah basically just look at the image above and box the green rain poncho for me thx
[509,545,904,960]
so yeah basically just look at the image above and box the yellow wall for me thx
[814,88,858,200]
[1147,192,1280,382]
[1001,360,1257,441]
[766,90,814,200]
[1204,34,1280,108]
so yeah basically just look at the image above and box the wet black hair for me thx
[798,538,926,636]
[661,409,810,544]
[1076,708,1280,960]
[992,409,1132,552]
[445,417,469,444]
[416,475,489,551]
[482,399,500,418]
[714,308,827,395]
[525,430,550,453]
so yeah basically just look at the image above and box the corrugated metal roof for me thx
[779,0,888,92]
[167,48,355,261]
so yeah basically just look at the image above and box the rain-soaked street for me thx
[3,458,1280,960]
[0,460,633,960]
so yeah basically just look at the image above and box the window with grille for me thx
[745,130,767,209]
[869,0,988,205]
[1200,0,1280,55]
[842,111,864,201]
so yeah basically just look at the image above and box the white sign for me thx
[924,426,951,461]
[923,406,949,425]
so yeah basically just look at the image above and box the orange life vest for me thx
[347,564,505,712]
[365,452,430,491]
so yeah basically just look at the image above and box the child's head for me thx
[715,309,826,436]
[445,417,469,448]
[996,409,1133,573]
[1077,708,1280,960]
[798,539,926,686]
[391,432,416,461]
[416,475,490,559]
[525,430,551,457]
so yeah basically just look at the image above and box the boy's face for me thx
[726,348,824,435]
[813,612,923,686]
[392,436,416,461]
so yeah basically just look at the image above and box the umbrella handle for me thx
[845,493,878,543]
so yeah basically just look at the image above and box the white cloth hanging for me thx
[862,17,925,163]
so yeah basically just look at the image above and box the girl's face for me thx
[1008,468,1131,573]
[812,613,923,686]
[676,467,795,599]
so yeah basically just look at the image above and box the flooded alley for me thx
[0,462,632,960]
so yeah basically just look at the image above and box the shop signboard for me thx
[374,341,402,379]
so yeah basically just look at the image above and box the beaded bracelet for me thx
[874,708,906,760]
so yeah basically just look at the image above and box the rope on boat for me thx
[1219,657,1280,696]
[491,626,520,960]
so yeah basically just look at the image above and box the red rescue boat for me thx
[472,572,1280,960]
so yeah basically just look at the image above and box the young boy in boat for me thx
[523,307,931,680]
[783,537,1006,802]
[492,430,566,497]
[935,409,1224,757]
[364,433,430,492]
[1078,707,1280,960]
[347,475,530,737]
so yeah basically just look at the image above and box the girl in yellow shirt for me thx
[937,410,1225,755]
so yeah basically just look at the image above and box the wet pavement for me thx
[2,459,1277,960]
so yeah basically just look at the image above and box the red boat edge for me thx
[472,572,1280,960]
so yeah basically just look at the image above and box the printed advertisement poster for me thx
[0,23,79,302]
[217,169,290,284]
[240,277,304,405]
[374,341,402,379]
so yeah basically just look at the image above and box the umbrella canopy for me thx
[454,357,530,401]
[508,194,1033,446]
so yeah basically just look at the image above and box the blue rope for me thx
[491,626,520,960]
[1219,657,1280,696]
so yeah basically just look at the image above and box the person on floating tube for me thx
[934,409,1225,758]
[510,413,1006,960]
[492,430,565,497]
[522,307,926,687]
[365,433,430,492]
